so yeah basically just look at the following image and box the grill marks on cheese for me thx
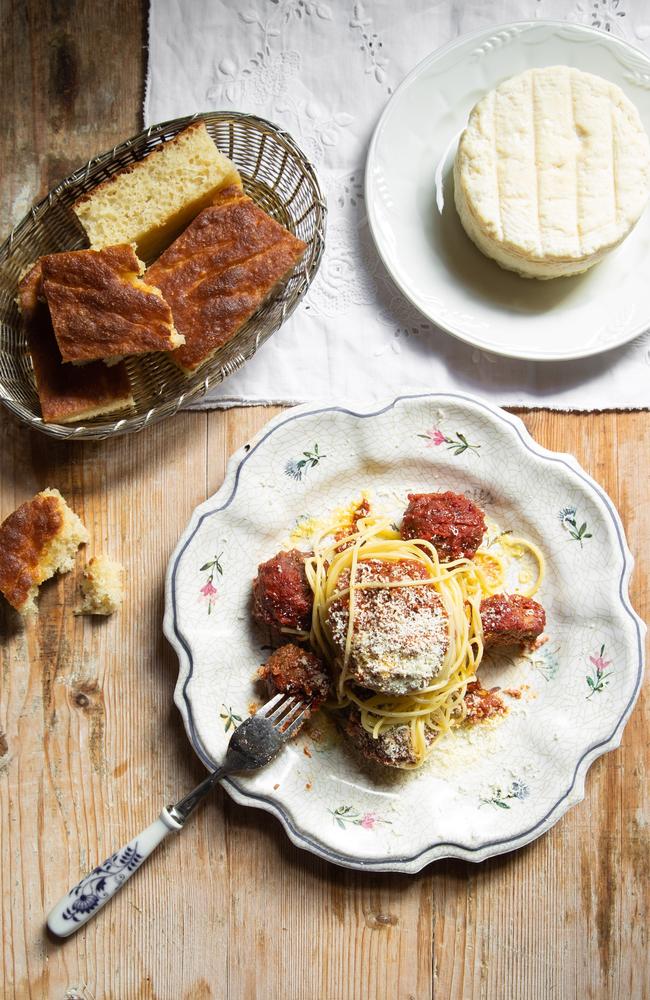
[455,66,650,277]
[487,70,635,255]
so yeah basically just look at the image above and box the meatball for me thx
[343,709,436,770]
[327,558,450,695]
[400,492,486,562]
[252,549,313,632]
[480,593,546,647]
[259,643,331,705]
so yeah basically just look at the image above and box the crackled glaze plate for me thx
[366,21,650,361]
[163,394,644,872]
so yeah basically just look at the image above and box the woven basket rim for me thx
[0,111,327,440]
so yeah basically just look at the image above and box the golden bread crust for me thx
[0,494,63,610]
[17,261,42,319]
[40,245,180,363]
[145,186,307,373]
[17,263,134,424]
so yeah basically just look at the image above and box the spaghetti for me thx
[298,505,544,768]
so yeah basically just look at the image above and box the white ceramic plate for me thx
[365,21,650,362]
[163,393,644,872]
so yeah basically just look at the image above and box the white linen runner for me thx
[145,0,650,409]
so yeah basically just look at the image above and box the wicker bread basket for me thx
[0,112,326,440]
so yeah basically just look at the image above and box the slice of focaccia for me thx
[145,186,307,375]
[17,262,134,424]
[40,244,183,364]
[72,121,242,260]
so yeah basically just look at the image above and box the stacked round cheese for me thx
[454,66,650,279]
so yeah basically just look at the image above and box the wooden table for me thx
[1,4,647,998]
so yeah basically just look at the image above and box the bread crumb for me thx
[77,555,124,616]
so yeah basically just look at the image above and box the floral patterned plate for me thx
[163,393,644,872]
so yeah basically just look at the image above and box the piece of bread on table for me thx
[17,262,134,424]
[72,121,242,260]
[0,489,88,615]
[39,244,183,364]
[76,555,124,616]
[145,185,307,375]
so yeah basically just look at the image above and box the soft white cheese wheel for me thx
[454,66,650,279]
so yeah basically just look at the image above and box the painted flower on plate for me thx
[559,507,592,546]
[586,645,613,698]
[199,553,224,615]
[329,805,391,829]
[480,780,530,809]
[360,812,378,830]
[284,444,326,481]
[418,427,480,456]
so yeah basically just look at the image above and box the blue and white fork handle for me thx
[47,769,222,937]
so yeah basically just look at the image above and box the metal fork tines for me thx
[255,691,309,737]
[222,693,310,774]
[172,692,310,822]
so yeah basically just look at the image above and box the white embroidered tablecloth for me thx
[145,0,650,410]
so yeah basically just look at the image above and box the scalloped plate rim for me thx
[163,392,645,873]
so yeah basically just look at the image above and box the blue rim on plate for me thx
[163,393,645,872]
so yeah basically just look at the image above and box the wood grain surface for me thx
[0,3,647,998]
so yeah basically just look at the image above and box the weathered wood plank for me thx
[0,1,647,997]
[2,0,146,231]
[0,412,212,999]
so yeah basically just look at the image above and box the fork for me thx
[46,692,309,938]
